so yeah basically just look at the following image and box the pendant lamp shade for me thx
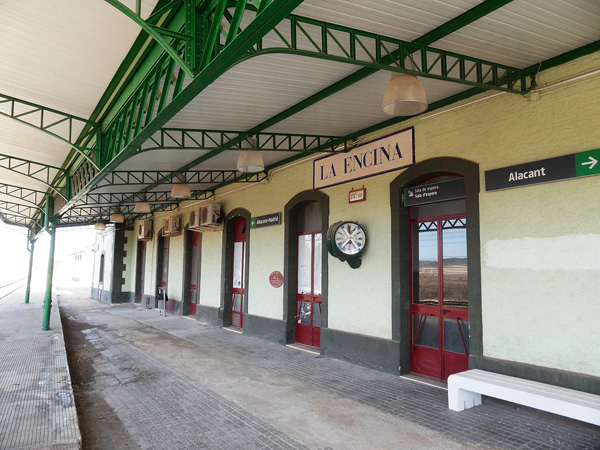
[109,213,124,223]
[170,183,191,199]
[382,72,428,116]
[236,150,264,173]
[133,201,151,213]
[94,221,106,231]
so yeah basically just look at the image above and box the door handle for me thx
[441,309,448,314]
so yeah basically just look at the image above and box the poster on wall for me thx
[313,127,415,189]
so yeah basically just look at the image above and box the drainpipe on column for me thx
[24,230,35,304]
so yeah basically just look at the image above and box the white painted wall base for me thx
[448,369,600,426]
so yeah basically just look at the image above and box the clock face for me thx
[334,222,366,256]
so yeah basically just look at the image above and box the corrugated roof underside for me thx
[432,0,600,67]
[165,54,360,131]
[295,0,484,42]
[0,0,157,118]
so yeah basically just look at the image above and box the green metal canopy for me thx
[0,0,599,233]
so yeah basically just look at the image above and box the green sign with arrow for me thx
[575,149,600,177]
[485,148,600,191]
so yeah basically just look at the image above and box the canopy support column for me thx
[41,220,56,330]
[42,196,57,331]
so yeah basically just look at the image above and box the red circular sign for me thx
[269,271,284,288]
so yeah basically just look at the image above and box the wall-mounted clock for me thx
[326,221,367,269]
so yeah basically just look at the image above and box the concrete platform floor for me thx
[56,286,598,450]
[0,289,81,450]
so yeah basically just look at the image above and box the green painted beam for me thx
[105,0,195,78]
[414,0,514,46]
[200,0,227,68]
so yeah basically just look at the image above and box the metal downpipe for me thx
[24,233,35,304]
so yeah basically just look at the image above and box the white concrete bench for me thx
[448,369,600,426]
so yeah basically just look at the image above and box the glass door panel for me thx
[231,217,246,329]
[313,233,322,295]
[297,235,312,294]
[412,315,439,349]
[412,222,439,306]
[443,318,469,354]
[442,219,468,309]
[233,241,244,289]
[297,301,311,324]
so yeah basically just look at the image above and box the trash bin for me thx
[157,286,168,316]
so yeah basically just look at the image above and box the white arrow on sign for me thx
[582,156,598,170]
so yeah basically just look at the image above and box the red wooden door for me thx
[296,231,323,347]
[136,241,146,303]
[159,236,170,312]
[410,214,469,381]
[231,218,246,329]
[189,232,201,316]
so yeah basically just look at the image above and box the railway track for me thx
[0,278,26,301]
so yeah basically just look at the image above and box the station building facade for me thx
[92,54,600,393]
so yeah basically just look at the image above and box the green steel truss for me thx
[0,94,100,168]
[0,200,43,217]
[140,128,352,153]
[62,202,179,220]
[69,160,99,199]
[93,170,267,188]
[76,190,209,206]
[0,153,66,200]
[249,14,535,94]
[0,183,47,206]
[104,0,197,78]
[0,212,42,229]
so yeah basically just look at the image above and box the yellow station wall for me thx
[131,54,600,378]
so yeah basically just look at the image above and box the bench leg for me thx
[449,388,482,412]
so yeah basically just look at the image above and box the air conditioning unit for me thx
[188,207,205,230]
[163,216,182,236]
[138,219,153,241]
[201,203,221,227]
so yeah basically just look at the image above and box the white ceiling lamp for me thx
[94,220,106,231]
[237,137,264,173]
[382,58,428,117]
[134,195,151,214]
[171,173,191,199]
[109,211,124,223]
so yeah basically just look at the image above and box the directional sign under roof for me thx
[485,149,600,192]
